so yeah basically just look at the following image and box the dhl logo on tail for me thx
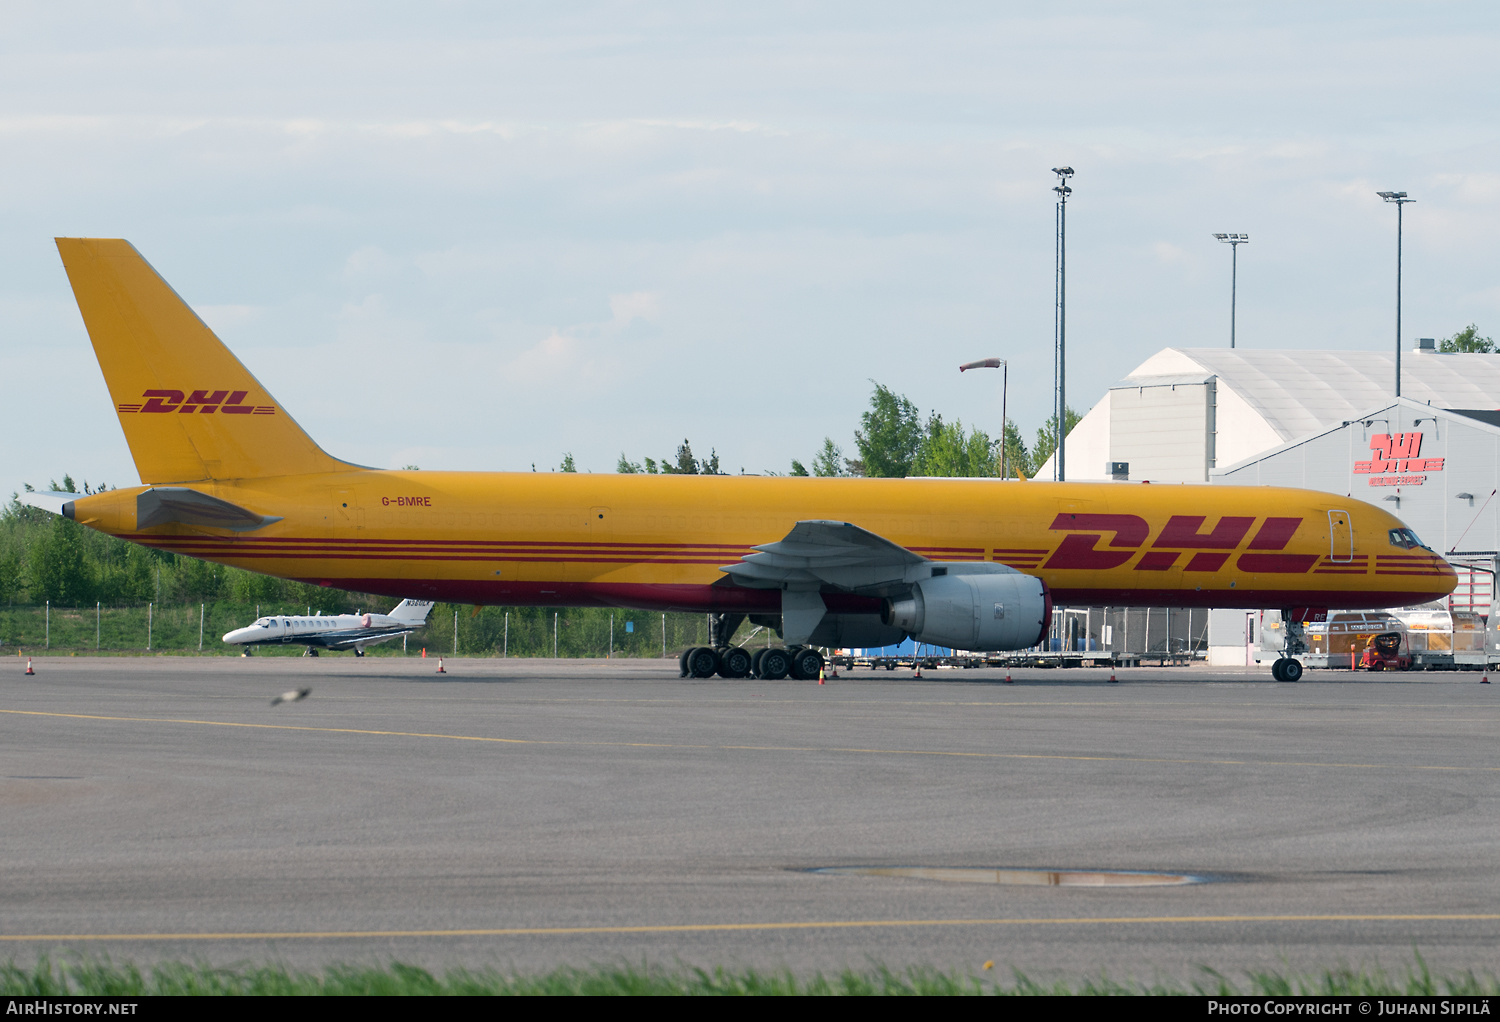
[117,389,275,415]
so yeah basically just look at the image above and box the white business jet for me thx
[223,600,435,657]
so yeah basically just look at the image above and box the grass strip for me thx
[3,956,1497,995]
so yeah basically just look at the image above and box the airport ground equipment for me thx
[1360,632,1412,671]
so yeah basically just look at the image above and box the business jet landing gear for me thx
[354,648,366,658]
[303,647,319,657]
[1271,610,1308,682]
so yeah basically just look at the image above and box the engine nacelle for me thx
[882,571,1050,651]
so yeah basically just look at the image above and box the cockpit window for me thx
[257,618,272,628]
[1388,528,1430,550]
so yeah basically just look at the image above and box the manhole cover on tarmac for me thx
[811,866,1208,887]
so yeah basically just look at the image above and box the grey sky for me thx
[4,2,1497,487]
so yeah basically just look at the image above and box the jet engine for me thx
[882,572,1050,651]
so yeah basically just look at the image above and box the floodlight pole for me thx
[959,357,1008,477]
[1052,167,1073,481]
[1212,234,1249,348]
[1378,191,1414,397]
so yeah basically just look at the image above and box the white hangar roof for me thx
[1137,348,1500,441]
[1042,347,1500,484]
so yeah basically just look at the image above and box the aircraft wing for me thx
[719,519,930,594]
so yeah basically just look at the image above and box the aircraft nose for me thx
[222,628,249,644]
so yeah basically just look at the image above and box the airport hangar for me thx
[1032,343,1500,667]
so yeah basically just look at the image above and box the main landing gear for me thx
[680,644,824,680]
[1270,610,1307,682]
[679,612,824,680]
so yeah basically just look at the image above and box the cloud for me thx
[609,291,660,326]
[1152,241,1188,264]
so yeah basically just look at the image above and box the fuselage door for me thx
[589,506,613,561]
[1328,509,1353,563]
[333,489,365,530]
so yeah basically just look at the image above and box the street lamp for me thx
[1212,233,1249,348]
[1052,166,1074,482]
[959,357,1008,478]
[1377,190,1415,397]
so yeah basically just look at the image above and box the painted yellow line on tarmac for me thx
[4,913,1500,942]
[3,708,1498,773]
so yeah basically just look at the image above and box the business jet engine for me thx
[882,572,1051,652]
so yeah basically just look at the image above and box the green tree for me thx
[811,438,850,477]
[854,382,923,478]
[30,516,94,606]
[789,460,809,476]
[659,440,723,475]
[558,453,577,473]
[911,416,999,477]
[0,553,23,604]
[174,556,222,602]
[1030,406,1084,475]
[1001,419,1031,479]
[1439,324,1495,353]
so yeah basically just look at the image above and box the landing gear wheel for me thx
[718,646,753,679]
[750,648,768,677]
[686,646,719,679]
[354,649,365,658]
[679,648,692,678]
[790,647,824,681]
[304,648,319,657]
[758,647,791,681]
[1281,658,1303,682]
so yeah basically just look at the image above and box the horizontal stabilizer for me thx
[137,487,281,532]
[17,491,84,516]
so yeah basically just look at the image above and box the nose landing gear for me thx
[1270,658,1303,682]
[1270,610,1308,682]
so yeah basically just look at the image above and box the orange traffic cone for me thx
[1108,673,1118,683]
[421,647,427,658]
[25,658,34,675]
[436,657,446,674]
[1483,675,1491,684]
[817,666,825,685]
[913,662,923,679]
[1004,672,1012,684]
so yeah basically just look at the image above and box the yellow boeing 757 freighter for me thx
[27,239,1456,682]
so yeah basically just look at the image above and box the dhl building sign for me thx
[1353,433,1443,487]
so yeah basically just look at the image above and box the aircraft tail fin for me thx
[56,238,356,484]
[388,599,435,624]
